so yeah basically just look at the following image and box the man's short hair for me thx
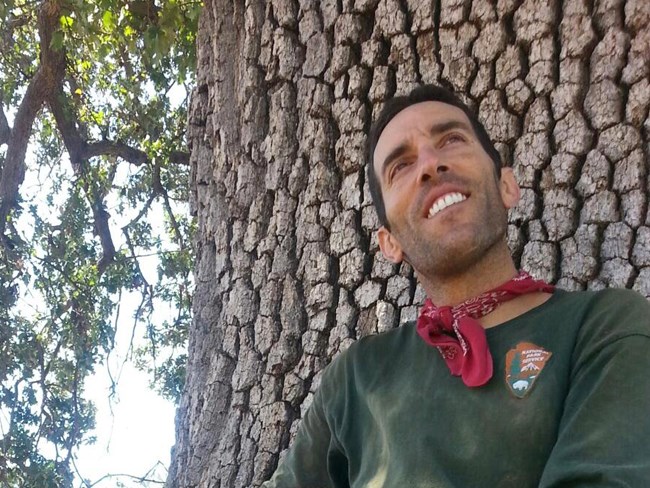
[366,85,502,229]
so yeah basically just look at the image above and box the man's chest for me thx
[336,333,574,487]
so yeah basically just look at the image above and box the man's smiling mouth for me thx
[428,192,467,218]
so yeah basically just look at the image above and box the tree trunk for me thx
[168,0,649,486]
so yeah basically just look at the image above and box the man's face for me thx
[373,101,519,278]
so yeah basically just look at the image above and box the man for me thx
[264,85,650,487]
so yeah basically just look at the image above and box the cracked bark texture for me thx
[168,0,650,486]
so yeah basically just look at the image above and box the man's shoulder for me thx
[593,286,649,305]
[318,322,418,390]
[333,322,417,368]
[563,287,650,347]
[548,287,648,314]
[571,287,650,317]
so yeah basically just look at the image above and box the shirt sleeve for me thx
[262,367,350,488]
[539,292,650,487]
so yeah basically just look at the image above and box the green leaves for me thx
[0,0,200,485]
[59,15,74,28]
[101,10,115,32]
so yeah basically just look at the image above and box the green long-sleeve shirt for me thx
[264,289,650,487]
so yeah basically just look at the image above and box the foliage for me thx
[0,0,201,485]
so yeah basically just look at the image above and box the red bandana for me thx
[416,271,554,387]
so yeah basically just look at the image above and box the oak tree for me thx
[168,0,649,486]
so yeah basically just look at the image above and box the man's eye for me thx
[390,161,408,180]
[443,133,465,145]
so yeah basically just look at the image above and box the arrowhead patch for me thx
[505,342,552,398]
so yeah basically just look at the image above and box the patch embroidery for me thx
[505,342,552,398]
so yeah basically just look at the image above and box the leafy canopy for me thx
[0,0,201,485]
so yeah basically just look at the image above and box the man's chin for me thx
[414,235,499,278]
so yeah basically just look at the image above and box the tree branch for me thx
[84,140,148,166]
[48,92,85,168]
[152,161,186,250]
[0,104,9,144]
[170,150,190,165]
[0,67,49,235]
[0,0,62,235]
[86,470,166,487]
[48,93,117,274]
[49,86,149,168]
[94,202,116,275]
[0,9,33,71]
[123,191,158,231]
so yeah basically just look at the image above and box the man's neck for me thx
[418,245,519,307]
[417,244,554,328]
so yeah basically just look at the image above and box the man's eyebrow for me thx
[428,119,473,137]
[379,119,473,180]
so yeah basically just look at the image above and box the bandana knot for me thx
[416,271,554,388]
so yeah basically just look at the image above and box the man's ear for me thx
[377,226,404,264]
[499,167,520,209]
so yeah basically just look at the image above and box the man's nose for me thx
[417,145,449,183]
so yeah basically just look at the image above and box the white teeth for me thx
[428,192,467,218]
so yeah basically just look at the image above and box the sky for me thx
[70,189,182,487]
[73,358,177,487]
[13,148,182,488]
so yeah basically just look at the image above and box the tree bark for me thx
[168,0,650,486]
